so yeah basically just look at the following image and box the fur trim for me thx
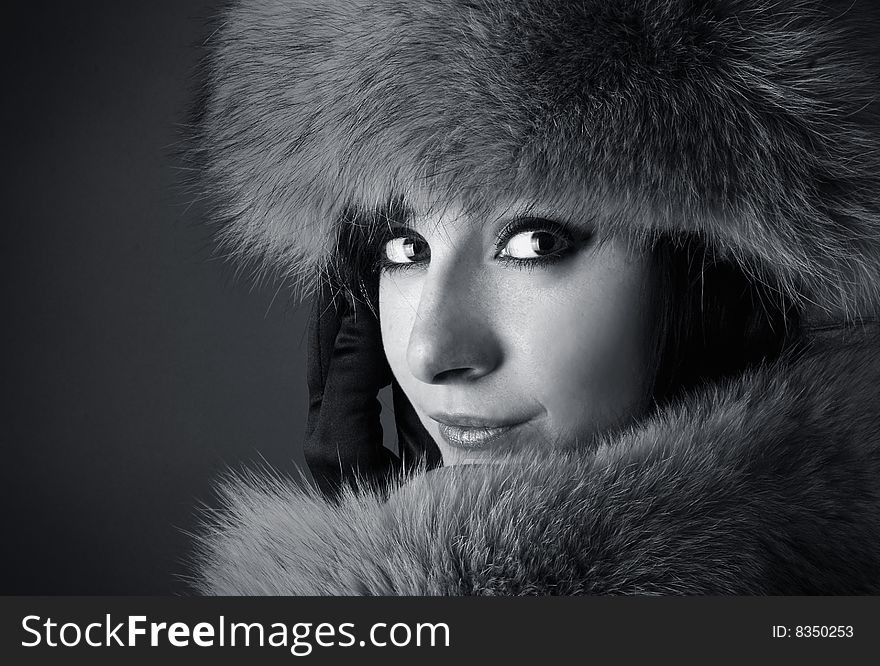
[194,0,880,319]
[191,331,880,595]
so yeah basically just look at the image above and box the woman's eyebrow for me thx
[375,203,449,238]
[372,201,592,237]
[374,201,418,233]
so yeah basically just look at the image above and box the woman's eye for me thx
[383,236,429,264]
[499,230,566,260]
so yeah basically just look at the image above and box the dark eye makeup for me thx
[493,217,581,270]
[375,216,590,275]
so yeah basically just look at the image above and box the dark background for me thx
[2,2,317,594]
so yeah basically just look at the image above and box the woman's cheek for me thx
[525,254,652,433]
[379,275,418,386]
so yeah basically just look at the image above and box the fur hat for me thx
[194,0,880,322]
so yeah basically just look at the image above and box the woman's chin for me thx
[436,439,524,467]
[439,450,483,466]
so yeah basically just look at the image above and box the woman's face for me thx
[378,203,655,465]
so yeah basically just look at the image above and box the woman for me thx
[191,0,880,594]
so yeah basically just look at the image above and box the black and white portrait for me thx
[6,0,880,598]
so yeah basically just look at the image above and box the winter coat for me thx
[190,0,880,594]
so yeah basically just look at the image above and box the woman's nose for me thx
[405,266,503,385]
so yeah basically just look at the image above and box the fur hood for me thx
[190,0,880,595]
[195,0,880,321]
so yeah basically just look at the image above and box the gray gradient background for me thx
[2,2,317,594]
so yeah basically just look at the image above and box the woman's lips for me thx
[436,423,513,449]
[430,414,530,450]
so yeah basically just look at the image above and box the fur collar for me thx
[191,329,880,595]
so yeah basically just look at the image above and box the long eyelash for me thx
[376,255,420,275]
[494,217,584,269]
[494,217,578,247]
[496,253,570,272]
[372,225,428,275]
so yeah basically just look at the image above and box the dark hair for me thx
[332,217,803,411]
[645,234,802,411]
